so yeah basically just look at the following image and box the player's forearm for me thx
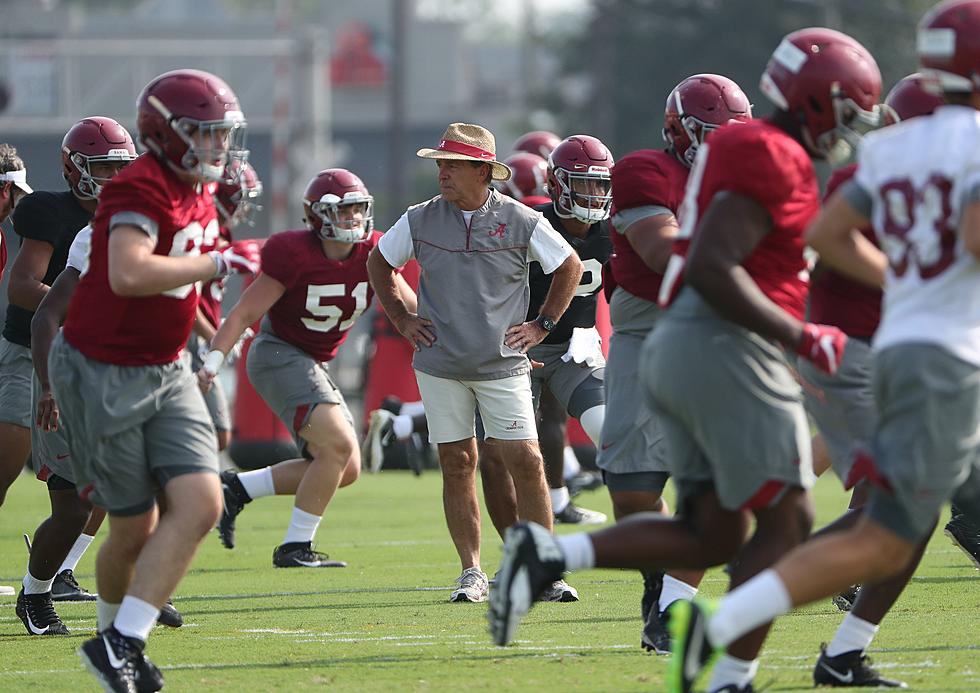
[7,274,49,311]
[210,306,255,356]
[538,254,583,320]
[193,308,218,341]
[689,263,802,347]
[109,253,216,297]
[367,248,410,324]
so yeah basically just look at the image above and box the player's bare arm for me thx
[960,198,980,259]
[367,246,434,351]
[624,213,679,274]
[29,266,80,432]
[805,191,886,287]
[107,224,221,297]
[505,252,582,353]
[685,191,804,347]
[7,238,54,310]
[193,306,218,342]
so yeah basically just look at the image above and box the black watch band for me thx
[535,315,556,333]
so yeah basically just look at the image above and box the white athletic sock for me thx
[550,486,571,514]
[707,569,792,649]
[401,400,425,418]
[825,613,879,657]
[577,405,605,446]
[562,446,581,480]
[97,598,121,632]
[392,414,414,440]
[239,467,275,500]
[282,506,322,545]
[555,533,595,572]
[58,532,95,573]
[22,571,54,595]
[114,596,160,643]
[658,574,699,613]
[707,654,759,692]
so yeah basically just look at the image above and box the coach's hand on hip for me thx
[396,313,436,351]
[504,320,548,354]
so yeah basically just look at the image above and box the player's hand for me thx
[504,321,548,354]
[211,240,260,278]
[197,350,225,393]
[226,327,254,366]
[36,389,60,432]
[796,322,847,375]
[561,327,602,367]
[395,313,436,351]
[197,368,216,394]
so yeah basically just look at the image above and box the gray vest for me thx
[407,188,541,380]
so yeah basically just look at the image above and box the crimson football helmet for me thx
[663,74,753,167]
[137,69,247,183]
[918,0,980,93]
[513,130,562,160]
[760,28,882,163]
[304,168,374,243]
[61,117,137,199]
[547,135,614,223]
[882,73,945,124]
[497,152,548,199]
[215,160,263,228]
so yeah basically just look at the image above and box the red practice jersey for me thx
[260,229,379,362]
[199,224,232,329]
[807,163,881,337]
[63,154,219,365]
[663,120,819,320]
[608,149,689,303]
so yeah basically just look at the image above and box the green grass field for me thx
[1,469,977,692]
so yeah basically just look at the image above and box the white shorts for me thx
[414,370,538,444]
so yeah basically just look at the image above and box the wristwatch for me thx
[535,315,556,333]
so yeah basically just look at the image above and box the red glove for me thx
[211,240,260,277]
[796,323,847,375]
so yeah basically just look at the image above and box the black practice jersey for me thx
[3,190,92,347]
[526,203,611,345]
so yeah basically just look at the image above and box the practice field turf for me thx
[1,469,977,692]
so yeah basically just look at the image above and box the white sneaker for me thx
[362,409,395,473]
[450,567,489,603]
[554,502,607,525]
[539,579,579,602]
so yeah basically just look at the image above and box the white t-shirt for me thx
[855,105,980,365]
[67,224,93,275]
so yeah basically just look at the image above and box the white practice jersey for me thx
[855,105,980,366]
[66,224,93,275]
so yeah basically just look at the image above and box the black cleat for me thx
[666,598,720,693]
[156,599,183,628]
[134,652,164,693]
[78,626,143,693]
[641,570,664,619]
[273,542,347,568]
[641,605,671,654]
[945,512,980,570]
[832,584,861,612]
[813,644,908,688]
[566,471,603,497]
[487,521,566,646]
[218,470,248,550]
[51,568,97,602]
[16,589,70,636]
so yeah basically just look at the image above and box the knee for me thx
[339,453,360,487]
[55,500,92,530]
[610,490,664,518]
[856,524,917,581]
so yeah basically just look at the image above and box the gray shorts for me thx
[188,335,231,432]
[641,289,814,512]
[48,333,219,516]
[528,342,605,418]
[31,372,74,485]
[797,338,875,483]
[867,344,980,543]
[246,331,354,457]
[0,337,33,428]
[597,288,669,479]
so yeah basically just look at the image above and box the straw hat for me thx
[416,123,513,182]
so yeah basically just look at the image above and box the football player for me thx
[512,129,562,160]
[50,69,256,692]
[496,151,551,206]
[201,168,417,568]
[0,119,134,508]
[681,4,980,692]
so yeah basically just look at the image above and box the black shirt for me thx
[3,190,92,347]
[526,203,611,345]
